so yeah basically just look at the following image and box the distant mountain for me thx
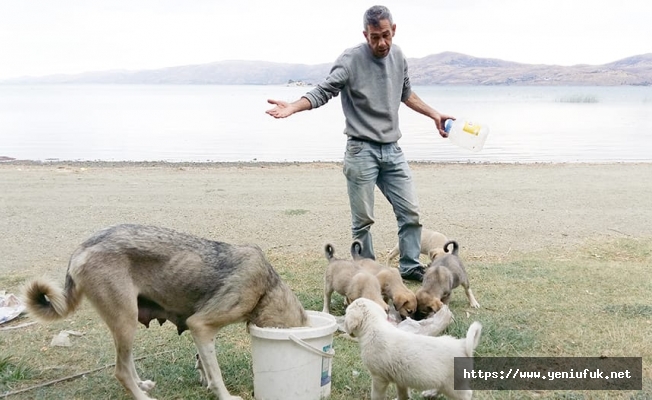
[408,52,652,86]
[3,52,652,86]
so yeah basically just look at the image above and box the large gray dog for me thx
[24,224,308,400]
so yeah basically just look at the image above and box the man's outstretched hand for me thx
[266,99,293,119]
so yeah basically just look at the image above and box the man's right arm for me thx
[266,60,348,119]
[265,97,312,119]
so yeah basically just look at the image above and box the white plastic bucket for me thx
[249,311,338,400]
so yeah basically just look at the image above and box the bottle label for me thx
[463,122,481,136]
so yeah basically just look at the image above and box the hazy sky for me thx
[1,0,650,80]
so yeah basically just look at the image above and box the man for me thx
[266,5,452,281]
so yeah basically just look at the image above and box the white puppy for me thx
[344,298,482,400]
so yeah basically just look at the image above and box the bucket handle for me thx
[288,335,335,358]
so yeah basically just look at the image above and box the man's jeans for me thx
[343,138,422,274]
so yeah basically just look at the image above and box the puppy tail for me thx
[23,274,82,322]
[443,240,459,256]
[464,321,483,357]
[350,240,363,260]
[324,243,336,261]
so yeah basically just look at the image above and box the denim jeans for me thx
[343,138,422,274]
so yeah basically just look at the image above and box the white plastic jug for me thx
[445,118,489,152]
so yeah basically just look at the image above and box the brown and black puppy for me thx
[322,242,388,315]
[416,240,480,319]
[23,224,308,400]
[351,241,418,319]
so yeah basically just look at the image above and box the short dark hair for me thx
[363,5,393,30]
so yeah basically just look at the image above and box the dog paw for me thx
[471,300,481,308]
[420,389,439,399]
[138,379,156,391]
[197,371,207,387]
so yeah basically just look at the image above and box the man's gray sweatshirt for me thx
[303,43,412,144]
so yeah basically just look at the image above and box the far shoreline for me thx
[2,158,651,169]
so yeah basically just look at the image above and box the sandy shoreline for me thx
[1,161,651,278]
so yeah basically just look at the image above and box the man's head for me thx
[363,5,396,58]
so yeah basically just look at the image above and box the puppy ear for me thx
[433,298,444,311]
[343,303,363,336]
[416,290,431,305]
[394,297,406,312]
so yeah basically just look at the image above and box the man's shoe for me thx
[400,265,425,282]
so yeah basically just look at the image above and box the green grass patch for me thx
[0,355,35,389]
[283,208,309,216]
[604,304,652,318]
[1,237,650,399]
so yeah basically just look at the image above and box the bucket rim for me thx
[249,310,338,340]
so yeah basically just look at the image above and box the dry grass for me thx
[1,237,651,399]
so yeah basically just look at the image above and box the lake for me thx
[1,84,651,163]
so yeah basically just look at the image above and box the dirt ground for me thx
[1,161,651,280]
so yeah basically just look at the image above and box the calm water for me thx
[1,84,651,163]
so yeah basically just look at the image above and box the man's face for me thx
[363,19,396,58]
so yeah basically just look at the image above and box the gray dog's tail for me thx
[443,240,459,256]
[324,243,336,261]
[23,274,83,322]
[465,321,483,357]
[350,240,363,260]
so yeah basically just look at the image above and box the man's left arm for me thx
[403,92,453,138]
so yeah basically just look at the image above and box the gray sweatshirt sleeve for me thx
[402,61,412,102]
[303,61,348,109]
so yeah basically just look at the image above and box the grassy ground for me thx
[1,237,650,399]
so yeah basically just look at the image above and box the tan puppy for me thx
[351,241,418,319]
[322,243,388,315]
[344,298,482,400]
[416,240,480,319]
[386,228,449,267]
